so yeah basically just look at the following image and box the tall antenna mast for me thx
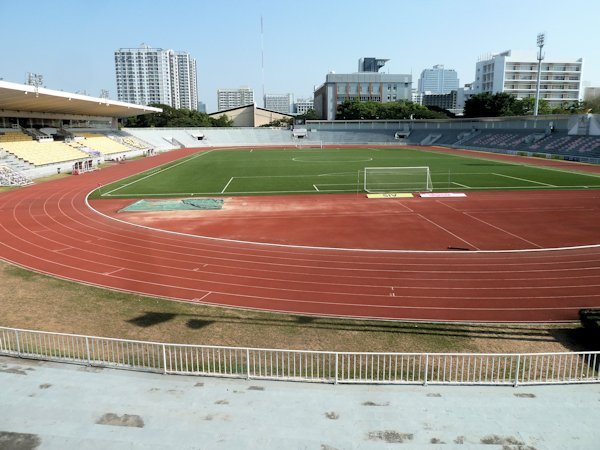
[261,15,265,108]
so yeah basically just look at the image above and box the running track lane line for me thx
[1,146,600,322]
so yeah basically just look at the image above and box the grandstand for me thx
[0,80,160,181]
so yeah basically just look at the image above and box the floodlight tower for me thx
[26,72,44,97]
[533,32,545,116]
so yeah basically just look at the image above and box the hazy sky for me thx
[2,0,598,112]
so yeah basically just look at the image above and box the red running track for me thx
[1,146,600,323]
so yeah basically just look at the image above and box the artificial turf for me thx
[92,147,600,198]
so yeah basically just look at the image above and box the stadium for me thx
[1,79,600,447]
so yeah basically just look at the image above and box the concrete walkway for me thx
[1,355,599,449]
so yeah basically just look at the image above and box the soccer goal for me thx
[363,166,433,193]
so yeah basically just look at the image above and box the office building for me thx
[584,86,600,100]
[417,65,459,94]
[217,87,254,111]
[294,98,314,115]
[422,91,458,114]
[473,50,583,108]
[264,93,292,114]
[411,91,424,105]
[313,71,412,120]
[114,45,198,110]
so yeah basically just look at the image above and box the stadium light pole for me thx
[533,32,545,116]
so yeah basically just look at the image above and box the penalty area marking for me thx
[292,156,373,163]
[221,177,234,193]
[492,172,556,187]
[101,150,215,197]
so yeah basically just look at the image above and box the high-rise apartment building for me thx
[473,50,583,108]
[217,87,254,111]
[264,93,292,114]
[114,45,198,110]
[417,65,459,94]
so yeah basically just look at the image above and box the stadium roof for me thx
[0,80,161,118]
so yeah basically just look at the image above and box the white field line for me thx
[492,172,556,187]
[102,150,214,197]
[104,188,361,197]
[434,182,600,191]
[451,181,471,188]
[423,147,600,180]
[318,172,358,177]
[313,184,320,192]
[314,183,359,187]
[221,177,234,194]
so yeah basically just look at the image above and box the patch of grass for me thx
[0,260,589,353]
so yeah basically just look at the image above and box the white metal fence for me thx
[0,326,598,386]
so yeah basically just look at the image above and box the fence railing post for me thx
[424,354,429,386]
[334,353,339,384]
[246,348,251,380]
[85,336,91,366]
[162,344,167,375]
[514,354,521,387]
[14,329,21,355]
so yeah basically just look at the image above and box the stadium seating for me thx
[0,130,33,142]
[527,135,600,157]
[0,141,90,166]
[0,164,33,186]
[73,133,131,156]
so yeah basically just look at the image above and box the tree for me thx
[584,95,600,113]
[209,114,234,127]
[335,100,448,120]
[463,92,517,118]
[296,109,319,121]
[123,104,232,127]
[259,117,293,128]
[551,100,587,115]
[511,97,552,116]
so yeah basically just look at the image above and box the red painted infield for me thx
[92,190,600,251]
[2,145,600,323]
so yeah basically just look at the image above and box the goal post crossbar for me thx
[363,166,433,193]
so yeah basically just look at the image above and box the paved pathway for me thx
[1,355,599,449]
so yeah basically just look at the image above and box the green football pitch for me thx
[93,147,600,198]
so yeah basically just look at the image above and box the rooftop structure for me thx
[358,57,389,73]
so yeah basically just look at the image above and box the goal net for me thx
[363,166,433,193]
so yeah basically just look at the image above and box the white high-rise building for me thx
[114,45,198,110]
[264,94,292,114]
[217,87,254,111]
[473,50,583,108]
[417,65,459,94]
